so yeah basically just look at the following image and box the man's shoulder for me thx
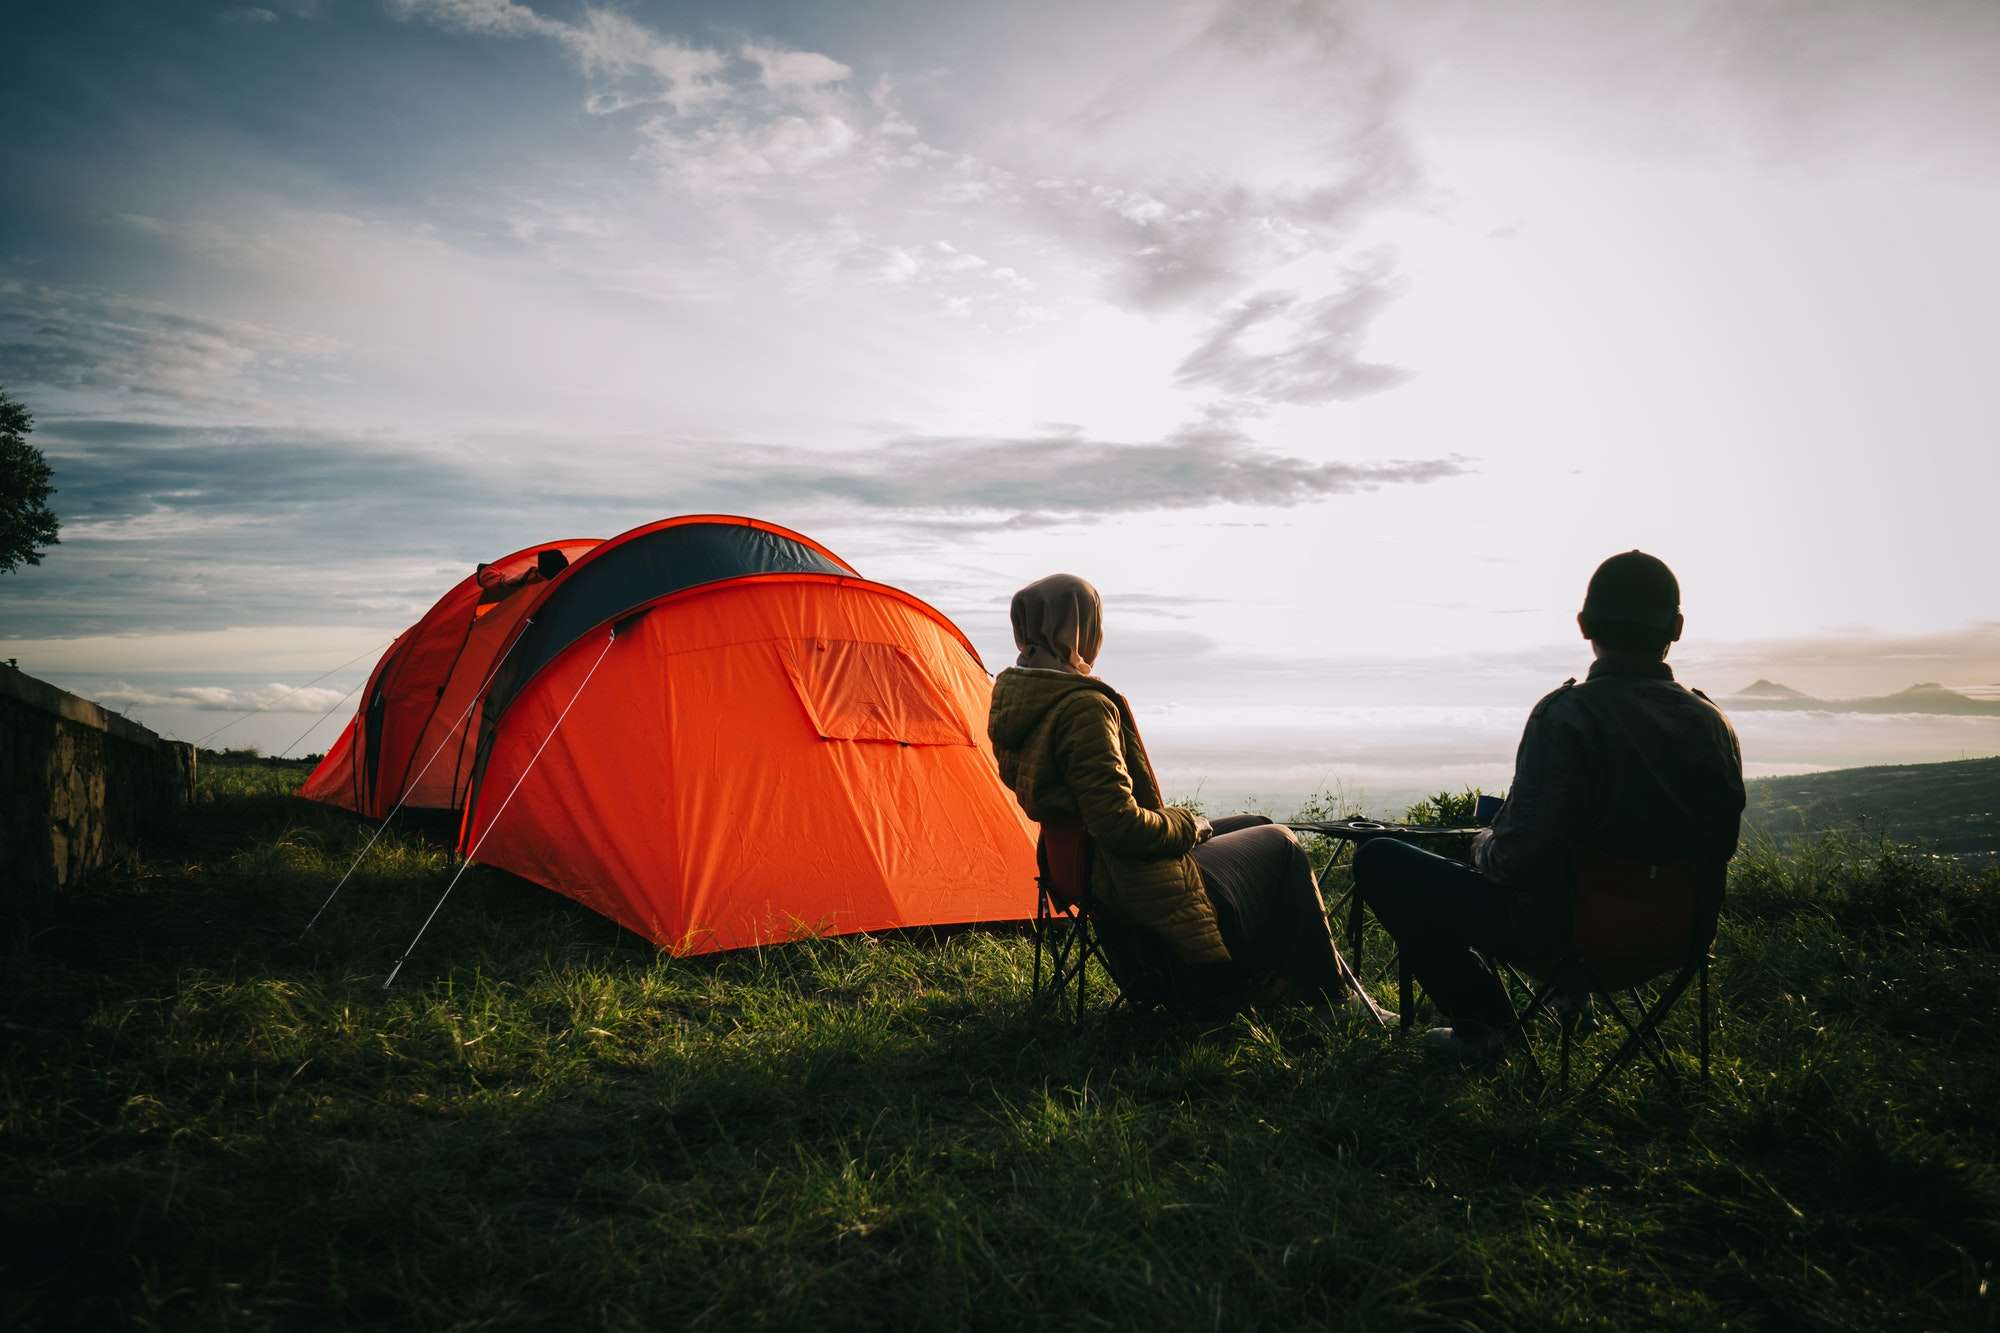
[1684,684,1731,717]
[1526,677,1580,725]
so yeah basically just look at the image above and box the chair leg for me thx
[1516,976,1562,1030]
[1600,989,1679,1080]
[1074,918,1090,1026]
[1602,989,1680,1083]
[1495,963,1545,1088]
[1699,957,1710,1083]
[1582,965,1700,1098]
[1033,893,1054,1010]
[1033,884,1103,1026]
[1347,878,1366,971]
[1324,884,1355,928]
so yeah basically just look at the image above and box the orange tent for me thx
[381,516,1037,954]
[301,538,602,818]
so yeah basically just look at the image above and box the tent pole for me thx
[382,629,618,989]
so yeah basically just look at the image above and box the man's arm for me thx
[1475,693,1592,888]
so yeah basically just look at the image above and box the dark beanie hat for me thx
[1581,550,1679,633]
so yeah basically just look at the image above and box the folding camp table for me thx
[1283,818,1481,1030]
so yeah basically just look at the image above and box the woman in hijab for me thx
[987,573,1373,1015]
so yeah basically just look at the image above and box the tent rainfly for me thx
[302,537,601,819]
[310,515,1038,955]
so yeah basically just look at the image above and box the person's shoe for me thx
[1421,1025,1507,1068]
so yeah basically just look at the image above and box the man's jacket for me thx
[987,667,1229,964]
[1480,658,1745,959]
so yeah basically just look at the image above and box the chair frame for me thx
[1031,843,1110,1022]
[1029,821,1193,1022]
[1500,856,1724,1098]
[1504,950,1711,1097]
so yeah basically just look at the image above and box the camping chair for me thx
[1506,848,1726,1097]
[1030,818,1183,1021]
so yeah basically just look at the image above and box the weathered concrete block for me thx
[2,663,196,923]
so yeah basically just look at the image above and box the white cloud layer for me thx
[0,280,340,417]
[94,681,351,715]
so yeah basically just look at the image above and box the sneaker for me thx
[1422,1025,1507,1068]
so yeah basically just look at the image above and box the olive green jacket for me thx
[987,667,1229,964]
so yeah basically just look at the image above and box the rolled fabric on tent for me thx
[457,516,1038,953]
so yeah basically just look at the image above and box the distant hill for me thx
[1722,681,2000,716]
[1744,755,2000,854]
[1736,678,1809,699]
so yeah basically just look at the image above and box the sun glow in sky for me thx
[3,0,1997,811]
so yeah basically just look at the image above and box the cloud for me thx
[1366,0,2000,178]
[0,280,339,415]
[1175,255,1413,404]
[1024,0,1421,312]
[385,0,1422,370]
[385,0,560,41]
[643,112,865,194]
[94,681,349,714]
[40,421,469,528]
[6,415,1465,638]
[388,0,731,114]
[41,417,1468,529]
[741,44,852,92]
[699,426,1466,517]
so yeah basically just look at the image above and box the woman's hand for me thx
[1192,815,1214,844]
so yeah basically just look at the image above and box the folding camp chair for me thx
[1030,818,1184,1021]
[1031,818,1102,1021]
[1506,848,1726,1097]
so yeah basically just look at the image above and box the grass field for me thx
[3,758,1996,1329]
[1745,755,2000,856]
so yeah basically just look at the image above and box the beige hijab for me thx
[1010,573,1104,675]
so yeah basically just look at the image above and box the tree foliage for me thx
[0,388,60,574]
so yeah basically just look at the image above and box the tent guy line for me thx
[187,640,393,748]
[274,676,367,762]
[303,619,538,936]
[382,628,618,989]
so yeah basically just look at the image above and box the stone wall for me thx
[2,663,195,921]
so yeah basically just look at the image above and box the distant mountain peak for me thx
[1727,678,2000,716]
[1737,679,1809,698]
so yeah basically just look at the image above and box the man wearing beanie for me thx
[1352,551,1746,1063]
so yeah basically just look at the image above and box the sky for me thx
[3,0,1997,812]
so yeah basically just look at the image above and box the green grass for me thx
[2,760,1996,1329]
[1746,755,2000,855]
